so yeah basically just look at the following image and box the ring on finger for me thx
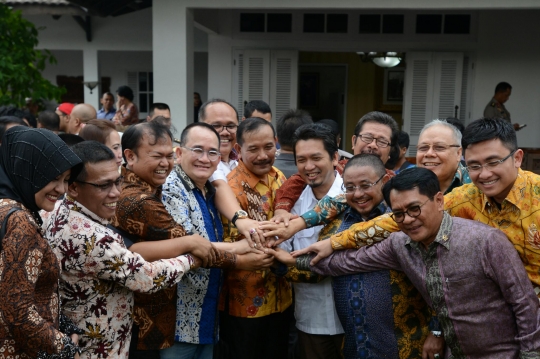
[434,354,440,359]
[249,228,256,235]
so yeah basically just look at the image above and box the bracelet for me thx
[431,330,443,338]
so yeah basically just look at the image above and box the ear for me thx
[381,173,391,185]
[174,146,182,165]
[513,149,524,168]
[434,191,445,211]
[351,135,357,150]
[332,151,339,167]
[234,143,241,155]
[124,148,136,166]
[67,182,79,199]
[456,146,463,160]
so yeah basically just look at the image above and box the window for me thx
[267,13,292,32]
[137,72,153,113]
[444,14,470,34]
[327,14,348,33]
[359,14,380,33]
[240,13,265,32]
[304,14,325,33]
[416,14,443,34]
[382,14,404,34]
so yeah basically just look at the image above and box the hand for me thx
[259,218,306,247]
[75,354,80,359]
[271,209,299,226]
[230,238,266,255]
[290,239,333,265]
[266,247,295,266]
[236,252,274,271]
[235,218,265,249]
[189,255,202,270]
[422,332,445,359]
[187,234,218,267]
[70,334,79,345]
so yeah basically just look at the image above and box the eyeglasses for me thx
[466,150,516,173]
[416,144,461,153]
[356,134,391,148]
[211,124,238,133]
[76,175,124,192]
[390,198,431,223]
[182,146,221,162]
[342,174,385,195]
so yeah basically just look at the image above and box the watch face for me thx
[238,210,248,217]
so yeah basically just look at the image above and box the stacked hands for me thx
[185,213,326,271]
[187,209,332,271]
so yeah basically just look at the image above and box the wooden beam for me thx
[72,15,92,42]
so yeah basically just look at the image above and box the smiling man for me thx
[43,141,199,359]
[305,167,540,358]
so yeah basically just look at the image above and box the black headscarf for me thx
[0,126,82,222]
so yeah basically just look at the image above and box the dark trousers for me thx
[297,329,344,359]
[217,308,291,359]
[128,324,160,359]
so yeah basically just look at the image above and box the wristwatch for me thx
[232,210,248,226]
[430,330,443,338]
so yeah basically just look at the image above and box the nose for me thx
[305,159,316,170]
[198,151,211,163]
[55,180,66,195]
[401,212,416,224]
[425,146,437,156]
[110,183,121,197]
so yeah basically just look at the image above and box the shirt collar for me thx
[64,195,110,225]
[481,168,525,212]
[174,164,216,198]
[121,165,162,197]
[235,159,278,189]
[405,211,453,250]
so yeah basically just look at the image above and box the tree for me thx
[0,3,65,107]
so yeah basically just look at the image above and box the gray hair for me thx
[419,119,462,146]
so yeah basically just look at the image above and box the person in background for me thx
[113,86,139,127]
[37,110,60,132]
[243,100,272,122]
[147,102,171,126]
[318,119,353,160]
[67,103,97,135]
[194,92,203,122]
[483,81,521,130]
[0,126,83,358]
[79,119,123,167]
[56,102,75,133]
[390,130,415,174]
[97,92,116,120]
[0,116,28,144]
[273,109,313,178]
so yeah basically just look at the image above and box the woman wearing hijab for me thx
[0,126,83,358]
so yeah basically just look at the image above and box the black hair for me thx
[22,111,36,128]
[0,116,28,143]
[244,100,272,118]
[199,99,239,122]
[318,119,340,135]
[58,133,85,147]
[116,86,134,101]
[121,121,173,162]
[495,82,512,94]
[180,122,220,148]
[462,117,517,154]
[292,123,338,162]
[102,92,114,99]
[148,103,171,118]
[276,109,313,149]
[382,167,440,207]
[71,141,115,181]
[445,117,465,135]
[396,130,410,149]
[353,111,399,146]
[37,110,60,132]
[237,117,276,146]
[343,153,386,178]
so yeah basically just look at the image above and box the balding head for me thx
[68,104,97,134]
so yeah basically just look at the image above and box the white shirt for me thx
[209,158,238,182]
[280,172,344,335]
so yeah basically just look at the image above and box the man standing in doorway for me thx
[483,81,521,130]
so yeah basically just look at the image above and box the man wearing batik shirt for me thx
[44,141,199,359]
[161,123,266,359]
[221,118,292,359]
[305,168,540,358]
[112,121,227,359]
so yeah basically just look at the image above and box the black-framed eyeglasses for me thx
[357,134,391,148]
[466,150,517,173]
[416,144,461,153]
[182,146,221,162]
[390,198,431,223]
[76,175,124,192]
[211,124,238,133]
[342,174,385,195]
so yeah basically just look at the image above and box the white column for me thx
[83,48,99,108]
[153,0,194,131]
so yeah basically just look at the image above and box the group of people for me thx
[0,87,539,359]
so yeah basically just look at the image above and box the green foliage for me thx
[0,3,65,107]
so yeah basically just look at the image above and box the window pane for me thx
[240,13,265,32]
[149,72,154,92]
[382,14,404,34]
[139,72,147,92]
[359,14,381,34]
[267,13,292,32]
[444,14,470,34]
[416,14,442,34]
[327,14,348,33]
[303,14,325,33]
[139,94,147,113]
[149,93,153,107]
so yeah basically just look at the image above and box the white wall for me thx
[41,50,83,83]
[98,51,153,96]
